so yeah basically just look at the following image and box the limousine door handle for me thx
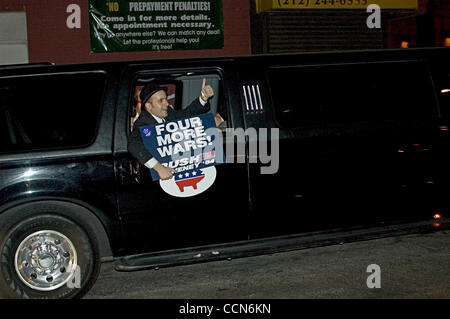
[130,161,142,184]
[117,160,141,184]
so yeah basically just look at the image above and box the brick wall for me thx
[387,0,449,48]
[0,0,251,64]
[387,15,419,48]
[434,0,450,46]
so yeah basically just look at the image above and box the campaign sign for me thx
[160,166,217,198]
[140,113,224,181]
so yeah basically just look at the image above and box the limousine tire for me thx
[0,214,100,299]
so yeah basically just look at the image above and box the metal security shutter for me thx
[260,9,417,53]
[261,9,419,53]
[263,10,383,53]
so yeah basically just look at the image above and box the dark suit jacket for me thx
[127,98,210,165]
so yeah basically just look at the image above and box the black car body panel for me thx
[0,47,449,261]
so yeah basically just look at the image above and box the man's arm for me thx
[127,126,153,165]
[127,130,177,180]
[173,78,214,118]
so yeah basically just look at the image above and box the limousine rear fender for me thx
[0,195,114,261]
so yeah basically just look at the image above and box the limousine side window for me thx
[268,61,437,129]
[129,72,227,132]
[0,72,106,153]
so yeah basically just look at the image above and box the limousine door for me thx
[113,65,250,254]
[244,60,441,238]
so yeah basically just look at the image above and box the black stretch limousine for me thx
[0,48,449,298]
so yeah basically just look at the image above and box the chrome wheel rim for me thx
[14,230,78,291]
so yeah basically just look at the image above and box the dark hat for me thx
[139,83,168,105]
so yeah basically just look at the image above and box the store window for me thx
[0,12,28,65]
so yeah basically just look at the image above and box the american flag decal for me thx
[175,169,205,192]
[203,151,215,161]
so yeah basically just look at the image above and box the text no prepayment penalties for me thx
[129,1,211,12]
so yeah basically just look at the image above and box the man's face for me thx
[145,90,169,118]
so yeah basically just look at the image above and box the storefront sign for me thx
[89,0,224,52]
[255,0,418,12]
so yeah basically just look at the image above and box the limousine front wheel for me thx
[14,230,78,292]
[0,214,99,299]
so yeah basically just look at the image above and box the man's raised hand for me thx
[201,78,214,101]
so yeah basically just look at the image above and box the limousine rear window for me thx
[0,71,106,153]
[267,61,438,128]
